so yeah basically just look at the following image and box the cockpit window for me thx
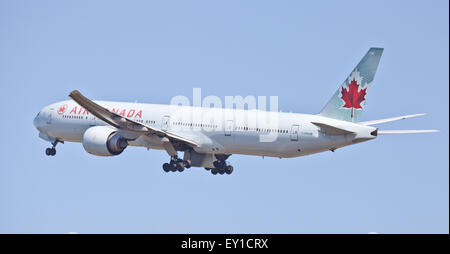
[36,112,40,117]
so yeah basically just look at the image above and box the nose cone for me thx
[33,112,43,131]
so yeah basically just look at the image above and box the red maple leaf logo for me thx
[57,104,68,115]
[341,79,367,118]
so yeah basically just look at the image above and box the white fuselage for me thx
[33,100,377,158]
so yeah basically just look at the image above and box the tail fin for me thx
[319,48,383,122]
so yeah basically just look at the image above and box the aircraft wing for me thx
[69,90,199,147]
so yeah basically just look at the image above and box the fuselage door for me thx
[225,120,233,136]
[161,115,170,131]
[290,124,299,141]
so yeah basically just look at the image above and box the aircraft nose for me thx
[33,112,43,130]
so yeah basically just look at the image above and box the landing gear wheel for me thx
[213,161,226,169]
[163,163,171,172]
[176,162,185,172]
[211,168,218,175]
[46,148,56,156]
[225,165,233,175]
[219,169,225,175]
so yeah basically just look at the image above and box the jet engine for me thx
[82,126,128,156]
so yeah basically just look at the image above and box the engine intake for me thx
[82,126,128,156]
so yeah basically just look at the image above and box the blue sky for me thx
[0,0,448,233]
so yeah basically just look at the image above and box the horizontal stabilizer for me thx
[359,113,427,126]
[378,130,439,134]
[311,122,354,136]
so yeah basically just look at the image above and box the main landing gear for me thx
[161,139,192,173]
[160,139,234,175]
[205,154,234,175]
[162,155,192,173]
[208,161,233,175]
[45,140,62,156]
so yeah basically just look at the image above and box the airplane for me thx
[33,48,438,175]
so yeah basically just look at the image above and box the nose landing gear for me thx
[45,147,56,156]
[45,139,62,156]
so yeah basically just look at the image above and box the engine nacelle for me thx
[82,126,128,156]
